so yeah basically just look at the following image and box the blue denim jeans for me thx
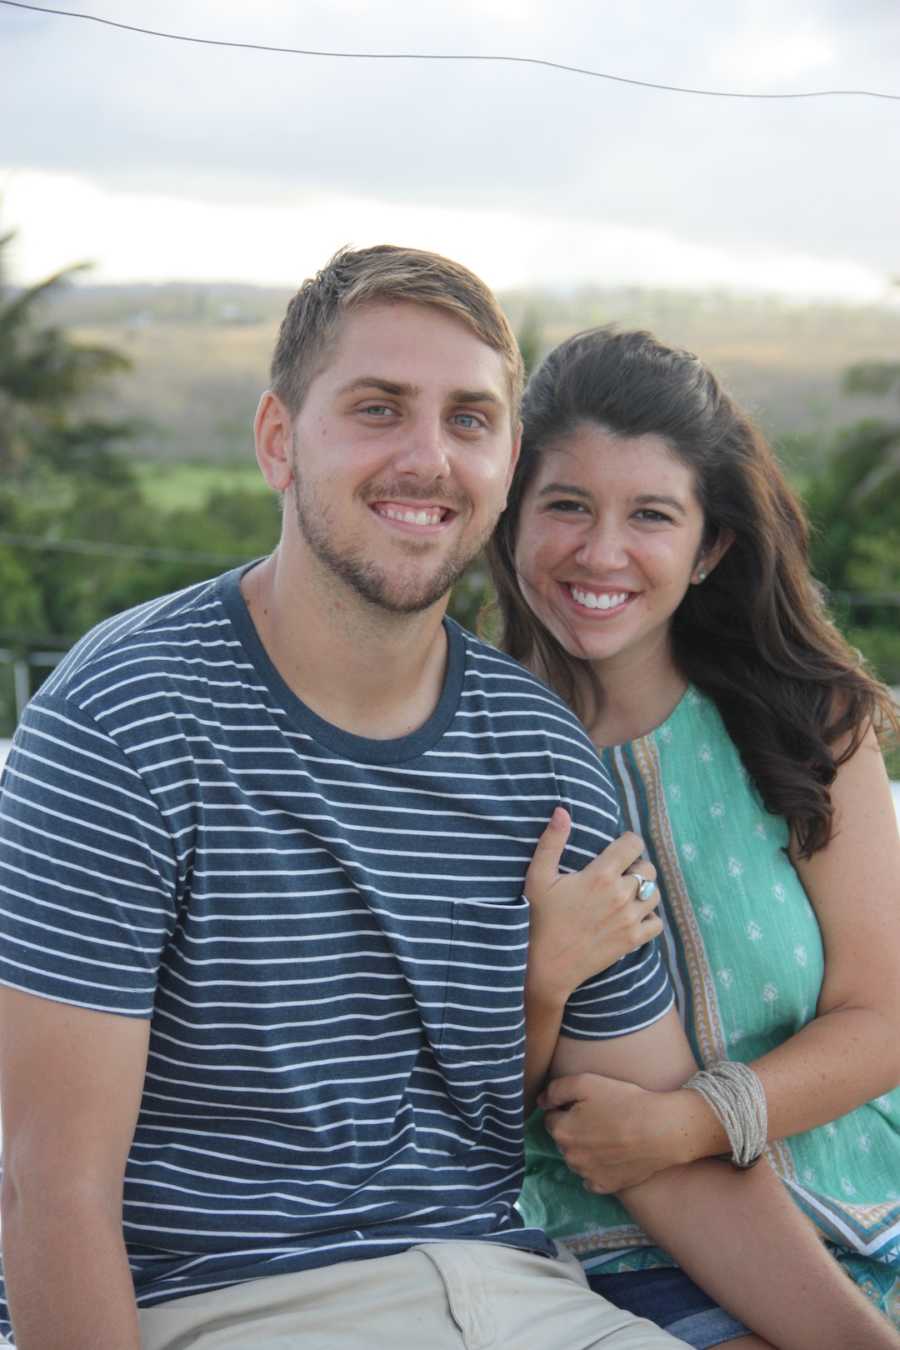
[588,1267,749,1349]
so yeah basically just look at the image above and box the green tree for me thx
[0,228,129,476]
[805,359,900,685]
[805,419,900,596]
[516,309,544,381]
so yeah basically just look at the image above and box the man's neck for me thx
[241,551,451,741]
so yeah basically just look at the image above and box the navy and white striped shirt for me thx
[0,566,672,1325]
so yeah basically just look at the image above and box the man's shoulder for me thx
[455,624,597,747]
[36,568,240,715]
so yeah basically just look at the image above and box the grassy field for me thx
[136,460,268,511]
[57,282,900,467]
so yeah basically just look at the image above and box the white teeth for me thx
[379,505,443,525]
[570,586,629,611]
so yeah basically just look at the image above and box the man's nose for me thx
[390,416,450,479]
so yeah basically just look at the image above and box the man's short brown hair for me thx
[270,245,524,417]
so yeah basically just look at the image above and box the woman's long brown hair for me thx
[487,327,898,858]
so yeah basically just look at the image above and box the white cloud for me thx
[1,0,898,294]
[3,168,888,302]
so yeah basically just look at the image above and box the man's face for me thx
[280,301,520,615]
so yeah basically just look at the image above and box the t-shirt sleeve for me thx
[555,741,674,1040]
[559,941,674,1039]
[0,695,178,1017]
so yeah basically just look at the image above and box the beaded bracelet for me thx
[686,1060,768,1169]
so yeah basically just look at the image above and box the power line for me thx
[2,0,899,103]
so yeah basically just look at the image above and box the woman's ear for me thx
[691,528,735,585]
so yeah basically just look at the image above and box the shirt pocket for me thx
[434,892,530,1075]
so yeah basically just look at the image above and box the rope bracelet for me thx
[685,1060,769,1169]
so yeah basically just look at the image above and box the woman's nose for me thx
[574,524,628,570]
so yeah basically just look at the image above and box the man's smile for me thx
[370,500,458,532]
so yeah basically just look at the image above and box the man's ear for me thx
[692,527,735,584]
[254,391,295,493]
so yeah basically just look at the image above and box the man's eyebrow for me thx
[336,378,504,408]
[336,377,419,397]
[450,388,503,406]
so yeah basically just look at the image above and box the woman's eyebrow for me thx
[535,484,689,515]
[634,493,688,516]
[536,482,593,500]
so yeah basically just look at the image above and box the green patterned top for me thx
[520,685,900,1323]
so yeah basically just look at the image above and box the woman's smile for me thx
[514,422,708,673]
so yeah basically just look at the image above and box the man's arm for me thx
[0,988,150,1350]
[545,1014,900,1350]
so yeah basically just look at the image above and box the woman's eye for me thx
[548,499,588,514]
[634,508,672,524]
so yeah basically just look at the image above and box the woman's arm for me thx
[545,1013,900,1350]
[540,728,900,1180]
[753,724,900,1131]
[522,808,661,1110]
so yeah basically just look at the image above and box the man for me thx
[0,245,678,1349]
[0,247,892,1350]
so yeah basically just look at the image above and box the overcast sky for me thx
[2,0,899,299]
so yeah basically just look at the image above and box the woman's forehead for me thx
[533,424,695,486]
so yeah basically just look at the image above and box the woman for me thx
[488,326,900,1344]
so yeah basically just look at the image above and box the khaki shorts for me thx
[139,1241,686,1349]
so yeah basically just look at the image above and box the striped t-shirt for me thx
[0,565,672,1323]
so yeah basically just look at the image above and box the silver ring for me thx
[626,869,657,903]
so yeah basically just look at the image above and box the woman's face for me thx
[514,422,712,675]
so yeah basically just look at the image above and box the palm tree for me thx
[0,226,128,474]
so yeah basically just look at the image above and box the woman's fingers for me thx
[524,806,572,895]
[590,830,646,877]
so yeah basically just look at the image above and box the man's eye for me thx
[360,404,394,417]
[452,412,484,430]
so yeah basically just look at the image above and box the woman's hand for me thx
[539,1071,691,1192]
[522,809,663,1110]
[524,808,662,1005]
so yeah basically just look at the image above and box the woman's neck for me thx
[585,648,688,750]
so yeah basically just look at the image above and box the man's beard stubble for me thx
[290,471,496,616]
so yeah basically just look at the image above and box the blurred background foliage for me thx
[1,224,898,762]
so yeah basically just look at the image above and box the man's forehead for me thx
[314,301,510,399]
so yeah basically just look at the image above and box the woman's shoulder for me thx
[623,684,733,756]
[608,684,789,846]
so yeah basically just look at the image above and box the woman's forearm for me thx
[523,981,567,1113]
[752,1004,899,1140]
[667,1005,900,1167]
[619,1158,900,1350]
